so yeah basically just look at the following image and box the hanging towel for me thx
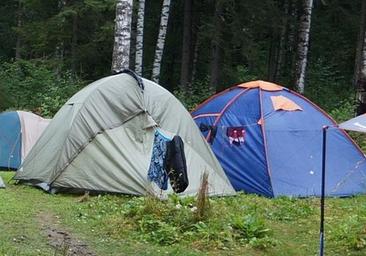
[147,130,171,190]
[227,127,245,146]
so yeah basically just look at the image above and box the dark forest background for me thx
[0,0,362,121]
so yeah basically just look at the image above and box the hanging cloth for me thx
[199,123,217,144]
[227,127,245,146]
[165,136,189,193]
[147,130,171,190]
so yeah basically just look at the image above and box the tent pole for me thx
[319,125,328,256]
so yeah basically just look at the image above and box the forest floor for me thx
[1,171,366,256]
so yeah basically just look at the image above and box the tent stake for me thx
[319,125,328,256]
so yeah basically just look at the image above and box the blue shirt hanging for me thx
[147,130,171,190]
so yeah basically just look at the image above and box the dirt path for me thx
[37,211,96,256]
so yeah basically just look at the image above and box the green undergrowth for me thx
[1,171,366,255]
[77,193,277,250]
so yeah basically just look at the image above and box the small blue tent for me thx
[0,112,21,169]
[0,111,50,170]
[192,80,366,197]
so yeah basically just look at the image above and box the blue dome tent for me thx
[0,111,50,170]
[192,80,366,197]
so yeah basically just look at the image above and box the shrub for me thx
[305,59,353,113]
[0,60,85,117]
[231,213,277,249]
[174,77,212,111]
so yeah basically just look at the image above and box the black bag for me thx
[166,136,189,193]
[199,123,217,144]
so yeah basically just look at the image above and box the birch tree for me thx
[135,0,145,76]
[294,0,313,93]
[355,0,366,114]
[151,0,172,83]
[111,0,133,74]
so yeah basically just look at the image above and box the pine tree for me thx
[180,0,193,92]
[209,0,223,93]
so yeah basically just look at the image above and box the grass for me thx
[1,171,366,255]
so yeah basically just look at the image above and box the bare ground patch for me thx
[37,211,96,256]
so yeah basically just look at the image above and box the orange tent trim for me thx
[271,95,302,111]
[237,80,283,91]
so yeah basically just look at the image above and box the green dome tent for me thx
[15,72,234,196]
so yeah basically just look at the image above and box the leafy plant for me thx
[329,215,366,250]
[138,217,180,245]
[174,77,213,111]
[231,214,271,240]
[231,213,277,249]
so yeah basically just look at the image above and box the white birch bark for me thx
[151,0,172,83]
[360,33,366,76]
[354,0,366,85]
[356,1,366,113]
[135,0,145,76]
[294,0,313,94]
[111,0,133,74]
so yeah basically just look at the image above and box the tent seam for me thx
[291,90,365,159]
[48,75,144,186]
[205,88,249,141]
[191,85,244,116]
[259,88,275,197]
[49,110,146,187]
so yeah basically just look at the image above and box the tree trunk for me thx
[135,0,145,76]
[129,2,137,70]
[179,0,193,92]
[355,1,366,115]
[284,0,298,86]
[190,0,203,88]
[151,0,172,83]
[71,12,78,75]
[191,24,200,86]
[55,0,66,77]
[267,33,279,82]
[15,0,22,60]
[294,0,313,93]
[209,1,223,93]
[354,0,366,86]
[111,0,133,74]
[274,0,289,82]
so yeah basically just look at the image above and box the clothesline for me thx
[198,122,341,130]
